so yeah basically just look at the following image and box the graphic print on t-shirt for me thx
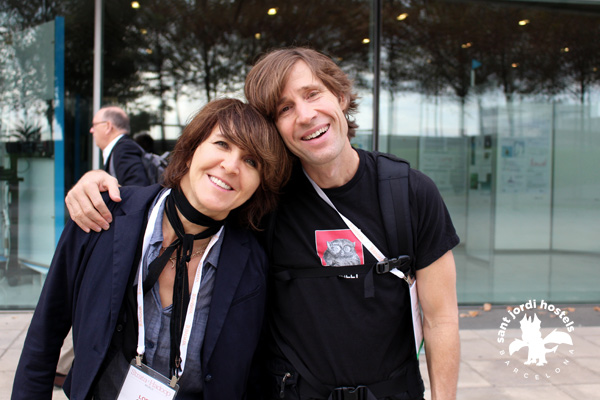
[315,229,365,267]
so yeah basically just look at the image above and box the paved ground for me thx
[2,305,599,399]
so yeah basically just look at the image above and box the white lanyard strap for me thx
[176,229,222,374]
[136,189,171,360]
[135,189,224,380]
[302,169,406,280]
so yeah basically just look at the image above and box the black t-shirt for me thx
[267,148,459,388]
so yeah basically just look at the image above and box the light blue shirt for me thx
[142,189,224,396]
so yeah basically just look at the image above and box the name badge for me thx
[117,359,179,400]
[408,279,425,358]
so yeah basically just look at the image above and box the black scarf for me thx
[143,188,224,378]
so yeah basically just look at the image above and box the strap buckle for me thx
[375,255,411,275]
[331,385,368,400]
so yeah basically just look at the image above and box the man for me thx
[65,48,460,400]
[91,106,150,186]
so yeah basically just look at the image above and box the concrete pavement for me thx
[2,306,599,399]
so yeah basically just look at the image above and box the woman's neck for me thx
[161,209,210,245]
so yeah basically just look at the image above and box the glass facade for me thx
[0,0,598,308]
[0,14,65,307]
[377,0,600,303]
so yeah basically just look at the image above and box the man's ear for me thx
[339,94,349,112]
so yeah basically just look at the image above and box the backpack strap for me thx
[378,154,427,362]
[107,151,116,177]
[271,317,417,400]
[376,153,415,277]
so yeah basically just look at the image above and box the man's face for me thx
[274,61,349,169]
[90,111,110,150]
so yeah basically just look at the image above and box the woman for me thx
[12,99,291,399]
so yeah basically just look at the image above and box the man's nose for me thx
[296,101,317,124]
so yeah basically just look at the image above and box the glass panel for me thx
[0,17,65,308]
[381,0,600,303]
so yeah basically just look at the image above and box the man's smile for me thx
[302,125,329,141]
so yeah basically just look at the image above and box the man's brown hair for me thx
[245,47,359,139]
[163,98,292,229]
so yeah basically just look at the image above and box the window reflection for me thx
[0,0,599,306]
[381,0,600,303]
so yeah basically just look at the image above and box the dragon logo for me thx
[509,314,573,366]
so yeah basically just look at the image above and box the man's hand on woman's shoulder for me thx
[65,170,121,233]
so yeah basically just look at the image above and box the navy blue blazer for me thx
[106,135,151,186]
[12,185,269,399]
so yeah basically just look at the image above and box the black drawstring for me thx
[143,188,224,378]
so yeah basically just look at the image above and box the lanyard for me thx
[302,169,407,280]
[135,189,223,381]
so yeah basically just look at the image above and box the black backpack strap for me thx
[377,153,425,364]
[273,318,418,399]
[376,153,414,276]
[270,320,332,398]
[271,264,372,280]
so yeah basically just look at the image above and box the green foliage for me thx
[9,119,42,142]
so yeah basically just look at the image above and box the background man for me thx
[66,47,460,400]
[91,106,150,186]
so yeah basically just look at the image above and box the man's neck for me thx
[302,146,360,189]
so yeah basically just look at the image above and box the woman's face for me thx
[179,124,261,221]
